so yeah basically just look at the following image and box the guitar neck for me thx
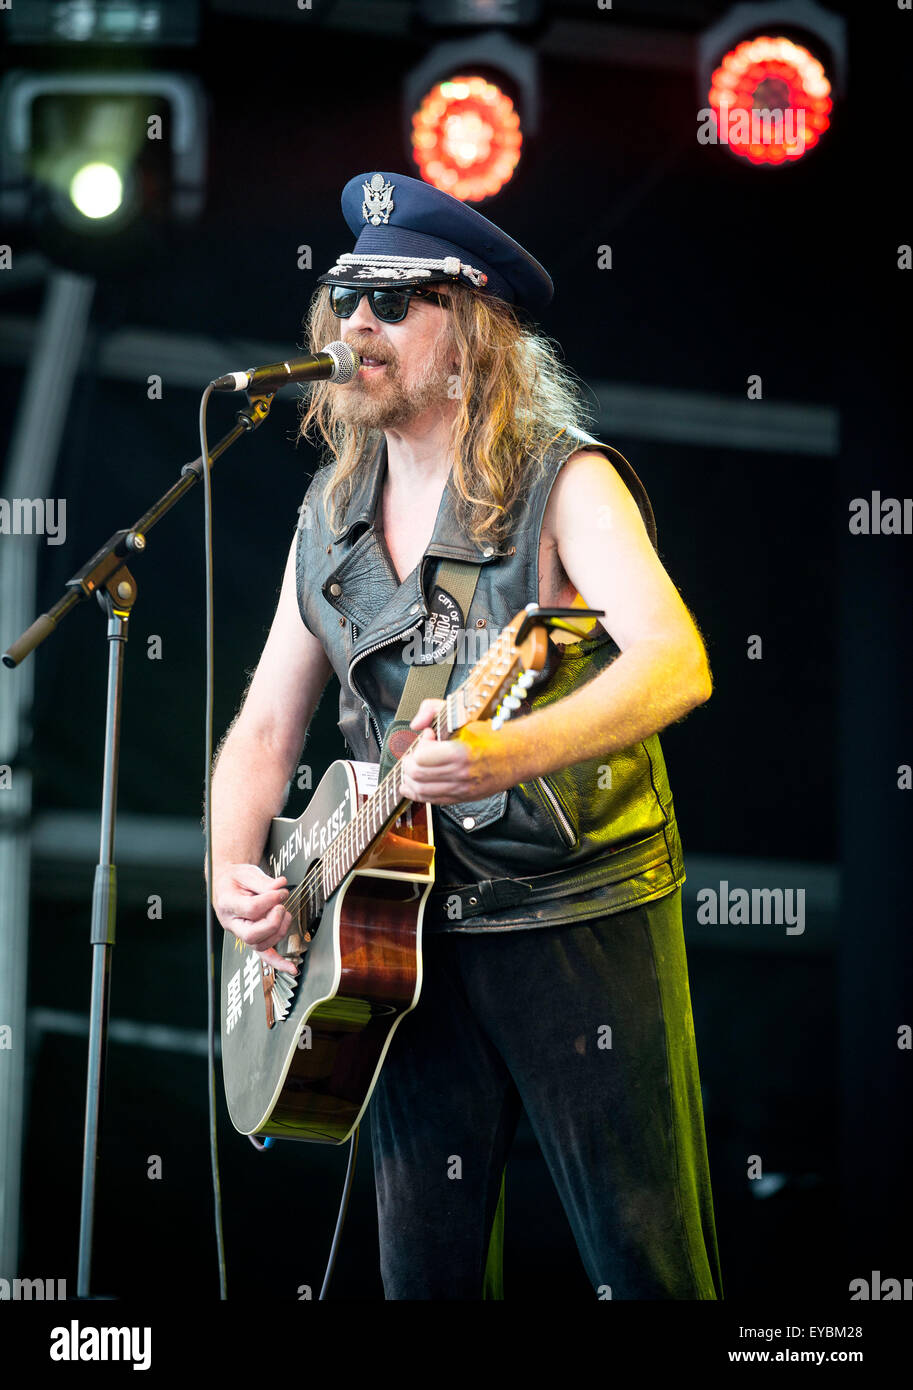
[317,610,548,899]
[321,697,457,899]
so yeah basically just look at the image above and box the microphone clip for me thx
[236,391,277,432]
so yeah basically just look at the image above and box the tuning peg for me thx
[502,695,522,710]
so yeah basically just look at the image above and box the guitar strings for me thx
[278,699,451,923]
[278,705,443,920]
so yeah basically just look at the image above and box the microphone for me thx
[211,341,360,392]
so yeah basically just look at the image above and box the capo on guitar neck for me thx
[514,605,605,645]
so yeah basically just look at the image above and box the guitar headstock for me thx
[450,606,551,734]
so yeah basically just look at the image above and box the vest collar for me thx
[330,435,385,542]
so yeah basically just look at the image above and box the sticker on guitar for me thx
[267,788,351,876]
[225,950,263,1034]
[349,759,412,828]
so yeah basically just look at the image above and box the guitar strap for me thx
[377,556,482,780]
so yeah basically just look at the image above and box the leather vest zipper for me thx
[362,700,381,750]
[536,775,576,847]
[347,618,424,754]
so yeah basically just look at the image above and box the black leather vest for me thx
[295,425,685,932]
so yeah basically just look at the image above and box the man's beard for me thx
[333,331,456,430]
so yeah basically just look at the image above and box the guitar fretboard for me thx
[320,697,455,901]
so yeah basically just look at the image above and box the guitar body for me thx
[220,759,434,1144]
[219,603,583,1147]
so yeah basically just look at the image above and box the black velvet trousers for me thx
[368,885,724,1300]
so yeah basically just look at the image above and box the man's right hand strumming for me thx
[212,863,299,976]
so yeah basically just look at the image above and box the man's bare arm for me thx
[491,446,711,774]
[400,448,711,801]
[211,532,332,972]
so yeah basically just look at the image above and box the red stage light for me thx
[410,74,522,202]
[708,35,832,166]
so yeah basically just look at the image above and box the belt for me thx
[426,829,673,922]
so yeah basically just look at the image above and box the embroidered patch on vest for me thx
[411,587,464,665]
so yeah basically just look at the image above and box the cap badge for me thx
[362,174,395,226]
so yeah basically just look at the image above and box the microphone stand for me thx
[2,390,276,1298]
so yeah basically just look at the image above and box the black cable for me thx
[198,383,228,1300]
[319,1124,360,1301]
[197,383,357,1302]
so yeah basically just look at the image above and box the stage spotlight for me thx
[404,32,538,203]
[698,0,846,168]
[0,72,207,240]
[69,162,125,221]
[709,34,831,165]
[411,74,523,202]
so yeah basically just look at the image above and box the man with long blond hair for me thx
[211,171,723,1300]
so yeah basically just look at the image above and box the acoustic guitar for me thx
[219,604,599,1144]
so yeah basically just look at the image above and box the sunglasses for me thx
[328,283,450,324]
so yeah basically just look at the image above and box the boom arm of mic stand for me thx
[1,390,276,669]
